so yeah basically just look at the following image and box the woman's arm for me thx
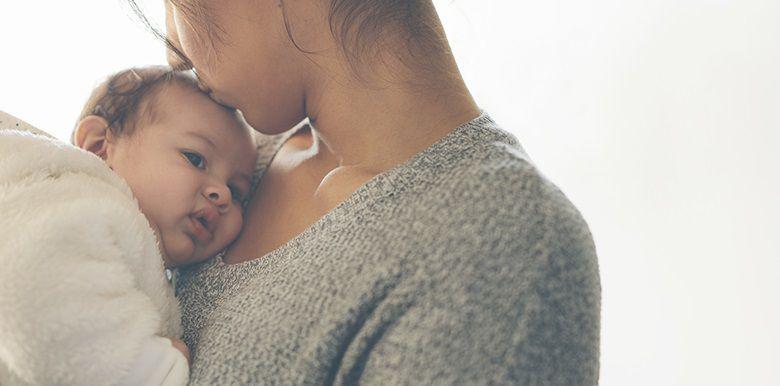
[0,110,55,138]
[345,173,601,384]
[359,241,599,383]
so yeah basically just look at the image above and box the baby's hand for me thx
[168,337,190,364]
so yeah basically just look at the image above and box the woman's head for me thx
[131,0,448,134]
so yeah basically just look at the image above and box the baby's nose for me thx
[205,186,231,211]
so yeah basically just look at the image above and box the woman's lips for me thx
[209,92,235,109]
[190,215,214,243]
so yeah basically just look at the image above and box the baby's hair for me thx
[72,65,201,144]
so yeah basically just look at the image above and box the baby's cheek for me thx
[223,211,244,244]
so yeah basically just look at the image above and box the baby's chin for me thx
[167,241,229,268]
[160,237,203,269]
[160,228,238,268]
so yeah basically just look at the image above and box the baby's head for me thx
[73,66,257,268]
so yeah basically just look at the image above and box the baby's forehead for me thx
[156,86,250,139]
[140,80,255,164]
[176,117,256,168]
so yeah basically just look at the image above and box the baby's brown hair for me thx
[72,65,201,144]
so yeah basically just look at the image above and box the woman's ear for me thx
[74,115,112,159]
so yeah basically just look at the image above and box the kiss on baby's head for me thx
[72,66,257,268]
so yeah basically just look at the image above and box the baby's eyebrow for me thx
[186,131,217,150]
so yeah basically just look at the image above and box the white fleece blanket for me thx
[0,112,184,385]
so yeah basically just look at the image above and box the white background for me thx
[1,1,778,385]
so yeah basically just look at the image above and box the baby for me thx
[0,66,257,385]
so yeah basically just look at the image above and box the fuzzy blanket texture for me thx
[0,111,184,385]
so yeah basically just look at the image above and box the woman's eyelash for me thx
[182,152,206,169]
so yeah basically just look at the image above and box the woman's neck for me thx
[304,64,480,173]
[277,0,480,173]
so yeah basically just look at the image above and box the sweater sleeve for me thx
[116,337,189,386]
[0,110,56,138]
[350,180,601,385]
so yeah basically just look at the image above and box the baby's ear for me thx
[74,115,112,159]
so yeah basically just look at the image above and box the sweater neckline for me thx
[206,112,502,272]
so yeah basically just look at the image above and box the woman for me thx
[139,0,601,383]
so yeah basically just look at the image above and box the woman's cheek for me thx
[164,1,185,66]
[172,7,208,69]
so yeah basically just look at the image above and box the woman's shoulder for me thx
[396,116,599,319]
[406,114,569,211]
[399,113,595,259]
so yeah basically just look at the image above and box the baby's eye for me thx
[182,152,206,169]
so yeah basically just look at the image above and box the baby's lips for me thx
[189,215,214,244]
[192,205,219,233]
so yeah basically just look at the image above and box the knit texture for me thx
[177,114,601,385]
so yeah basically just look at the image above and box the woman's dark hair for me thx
[301,0,443,77]
[126,0,445,80]
[73,66,199,143]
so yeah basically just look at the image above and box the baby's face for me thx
[107,84,257,267]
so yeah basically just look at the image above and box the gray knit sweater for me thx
[176,114,601,385]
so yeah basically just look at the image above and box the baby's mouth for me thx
[190,214,214,243]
